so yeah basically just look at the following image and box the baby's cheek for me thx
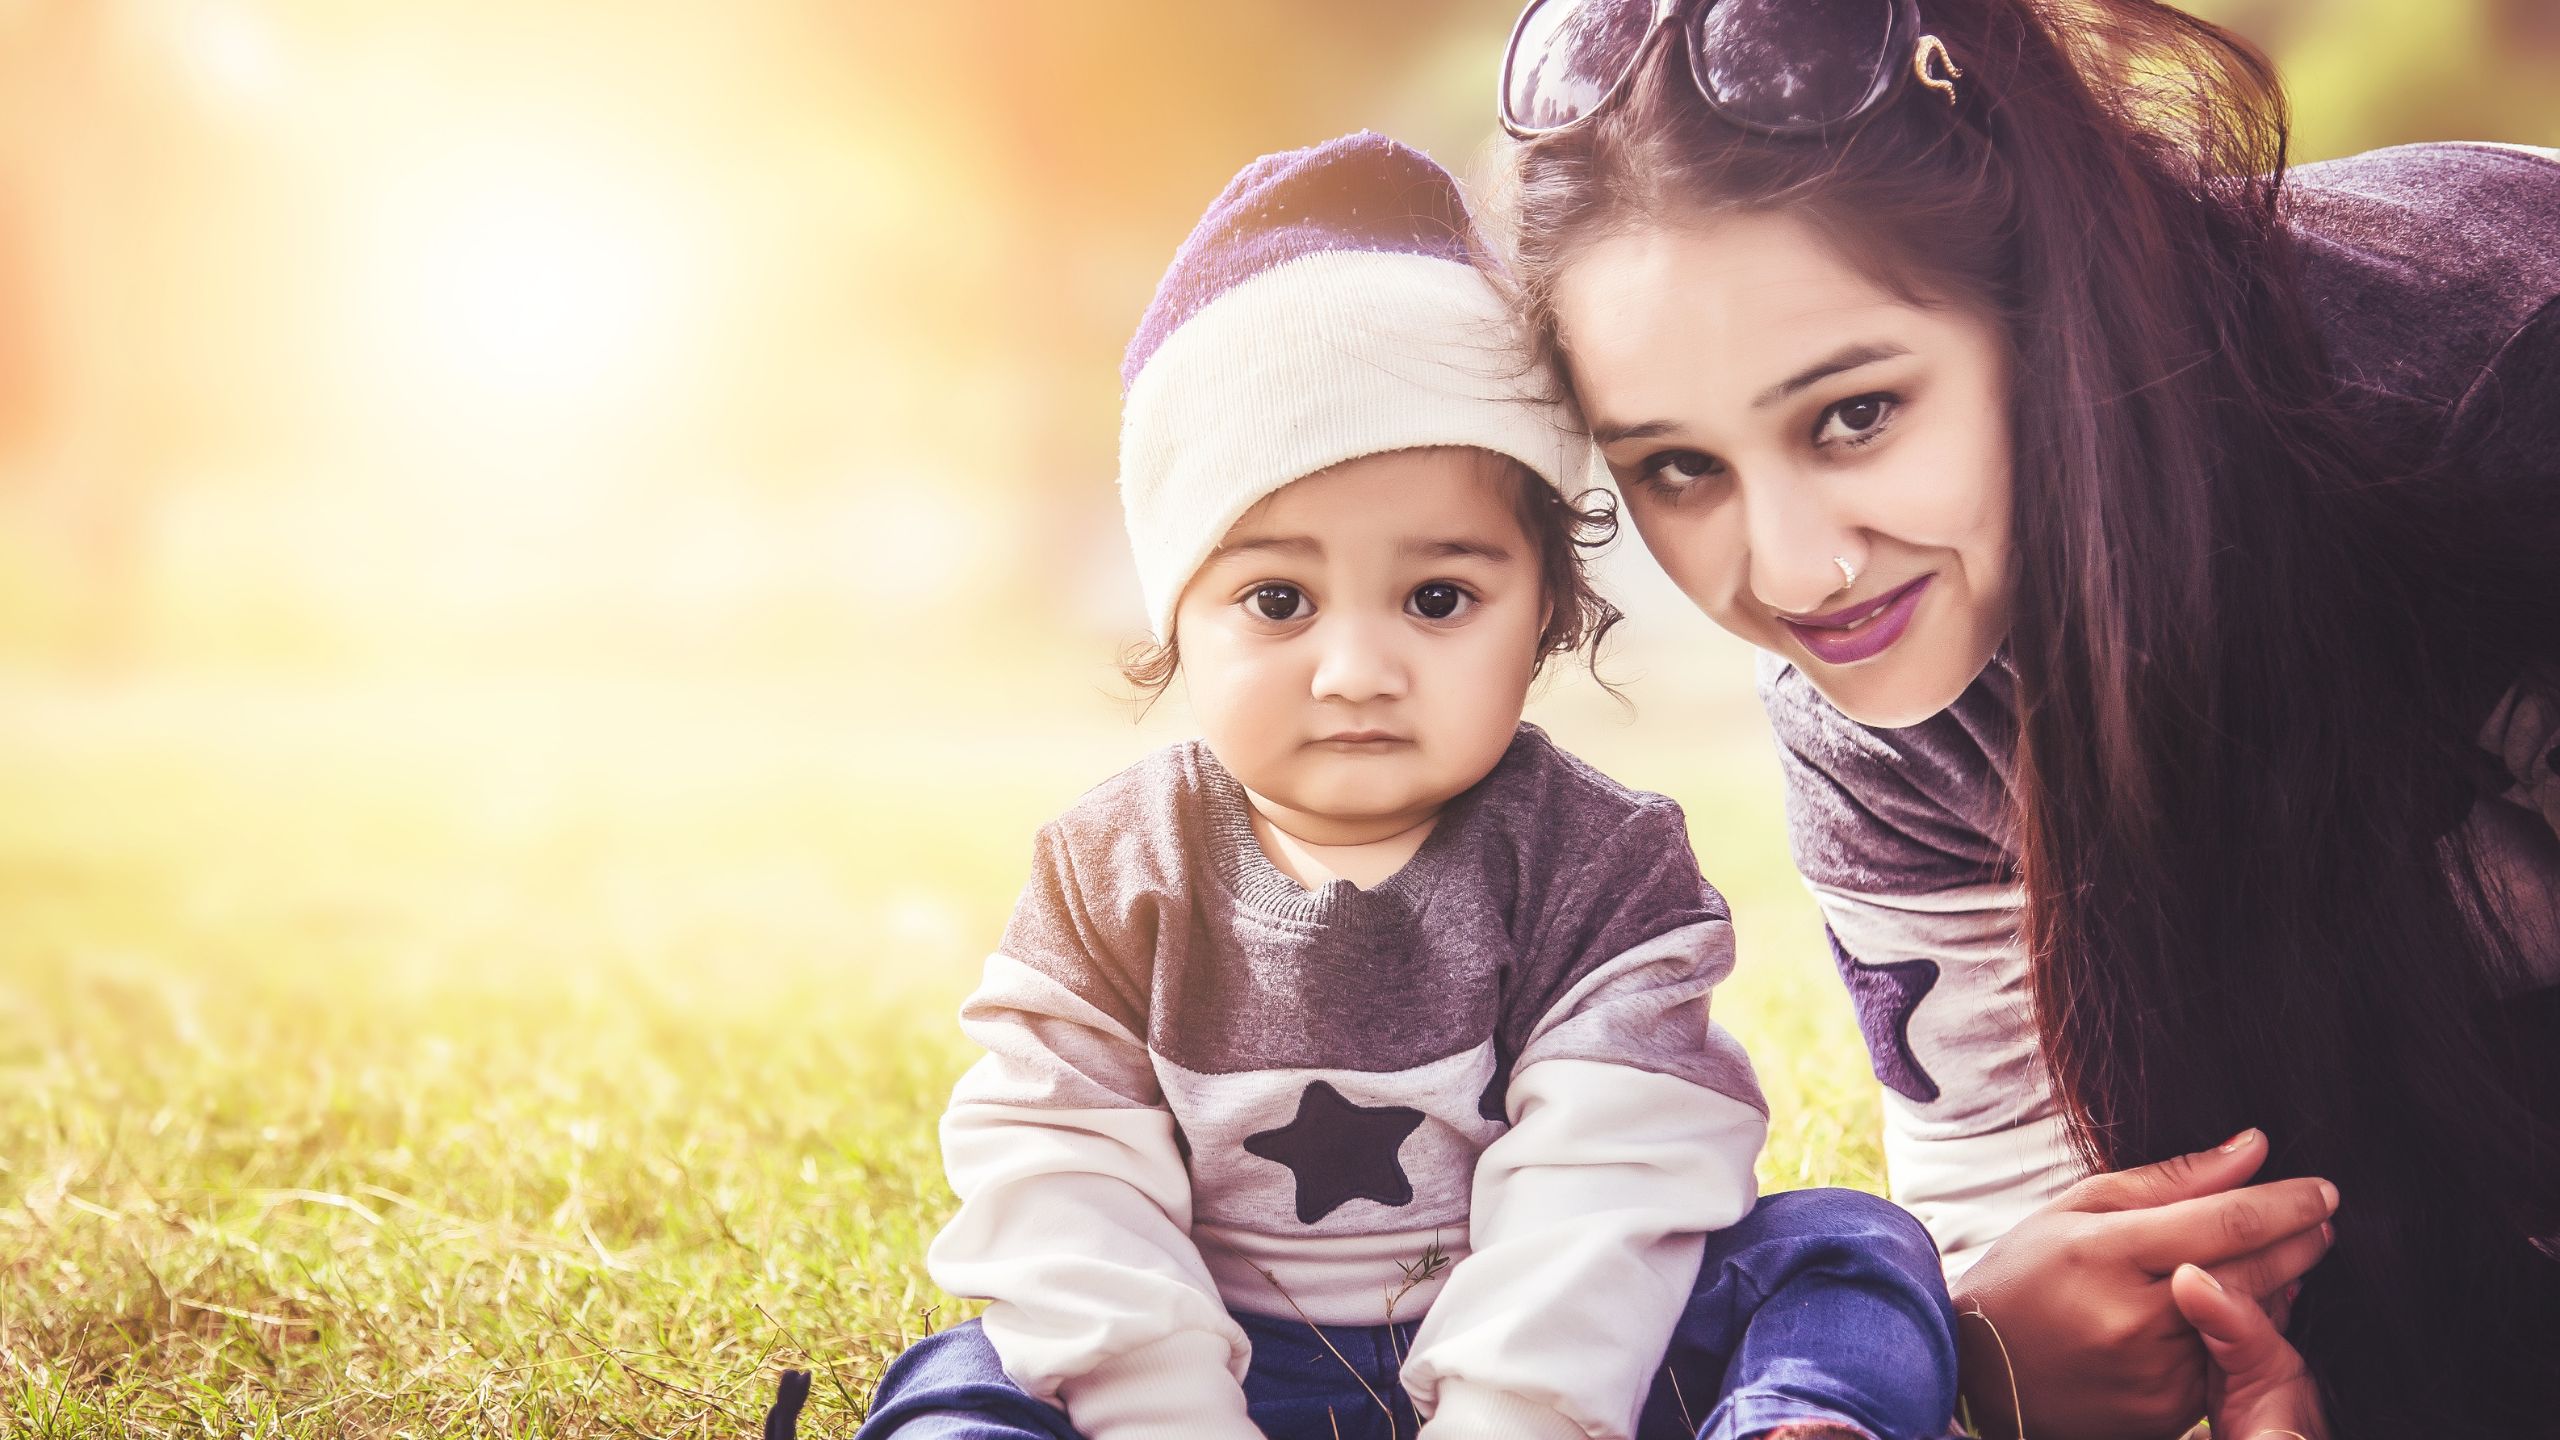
[1189,677,1288,783]
[1446,641,1539,768]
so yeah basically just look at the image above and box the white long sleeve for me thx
[1807,880,2084,1279]
[1400,1059,1766,1440]
[925,955,1263,1440]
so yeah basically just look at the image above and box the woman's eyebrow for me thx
[1587,340,1912,446]
[1753,342,1910,410]
[1590,417,1676,447]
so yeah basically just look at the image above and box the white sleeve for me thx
[1400,1060,1766,1440]
[1808,879,2086,1279]
[925,954,1264,1440]
[1399,915,1767,1440]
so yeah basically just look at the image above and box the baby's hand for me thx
[2168,1263,2329,1440]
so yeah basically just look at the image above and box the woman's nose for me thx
[1309,612,1408,703]
[1741,475,1860,616]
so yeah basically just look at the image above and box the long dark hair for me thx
[1503,1,2560,1432]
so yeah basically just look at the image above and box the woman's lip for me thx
[1780,574,1934,666]
[1784,574,1932,628]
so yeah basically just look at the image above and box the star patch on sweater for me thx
[1826,930,1942,1104]
[1242,1079,1426,1224]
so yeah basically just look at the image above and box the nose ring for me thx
[1833,555,1858,592]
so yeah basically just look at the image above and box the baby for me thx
[856,134,1959,1440]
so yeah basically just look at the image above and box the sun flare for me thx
[358,147,705,418]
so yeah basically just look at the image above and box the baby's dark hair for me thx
[1119,454,1621,700]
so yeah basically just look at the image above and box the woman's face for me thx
[1551,208,2014,728]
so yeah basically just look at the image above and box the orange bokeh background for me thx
[0,0,2548,696]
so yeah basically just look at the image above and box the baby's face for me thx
[1174,447,1548,846]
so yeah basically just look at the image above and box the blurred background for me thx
[0,1,2553,1432]
[2,0,2552,693]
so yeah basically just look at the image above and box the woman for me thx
[1492,0,2560,1436]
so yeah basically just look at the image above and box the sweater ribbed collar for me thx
[1190,737,1511,931]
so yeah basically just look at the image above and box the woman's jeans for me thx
[857,1187,1958,1440]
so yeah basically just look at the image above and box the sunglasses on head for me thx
[1499,0,1963,140]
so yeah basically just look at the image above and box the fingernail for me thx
[2318,1180,2339,1212]
[2218,1128,2258,1153]
[2183,1263,2224,1292]
[2285,1282,2301,1303]
[2321,1221,2334,1245]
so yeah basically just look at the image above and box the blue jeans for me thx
[856,1187,1957,1440]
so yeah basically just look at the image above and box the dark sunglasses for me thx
[1499,0,1963,139]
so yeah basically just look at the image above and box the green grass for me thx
[0,672,1878,1438]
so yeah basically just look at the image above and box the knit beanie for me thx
[1116,131,1595,642]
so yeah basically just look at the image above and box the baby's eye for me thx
[1246,584,1311,623]
[1636,448,1724,497]
[1407,582,1475,622]
[1813,392,1898,448]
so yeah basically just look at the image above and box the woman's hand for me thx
[1950,1128,2338,1440]
[2169,1261,2331,1440]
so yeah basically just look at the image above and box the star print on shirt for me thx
[1826,930,1942,1104]
[1242,1079,1427,1224]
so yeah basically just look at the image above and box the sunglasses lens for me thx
[1692,0,1897,130]
[1504,0,1657,133]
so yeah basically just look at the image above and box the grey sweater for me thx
[928,724,1769,1440]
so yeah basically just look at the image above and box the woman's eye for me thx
[1246,584,1310,622]
[1407,582,1474,622]
[1636,448,1723,495]
[1814,393,1898,448]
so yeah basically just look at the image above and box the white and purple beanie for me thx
[1117,131,1596,642]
